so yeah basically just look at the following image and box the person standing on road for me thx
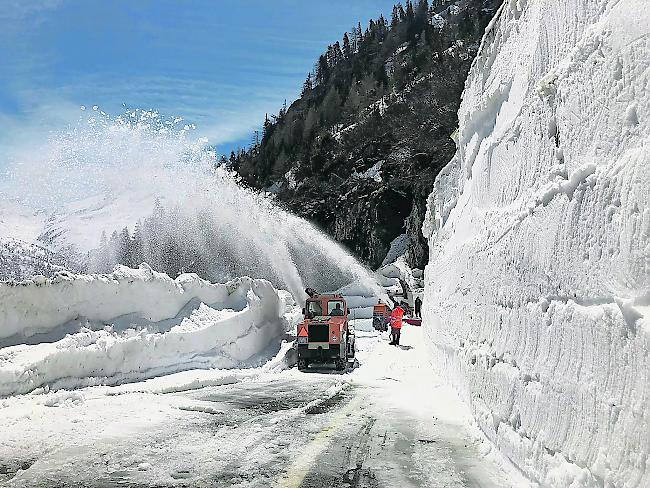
[414,296,422,319]
[389,305,404,346]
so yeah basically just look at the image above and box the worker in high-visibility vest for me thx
[389,305,404,346]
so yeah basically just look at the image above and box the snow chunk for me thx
[352,160,384,183]
[43,391,85,408]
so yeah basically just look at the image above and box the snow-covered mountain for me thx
[0,237,71,281]
[423,0,649,486]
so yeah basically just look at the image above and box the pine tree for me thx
[132,220,145,266]
[416,0,429,26]
[406,1,415,22]
[262,113,271,139]
[391,5,400,28]
[377,15,387,39]
[99,231,108,252]
[332,41,343,66]
[342,32,351,58]
[459,11,474,38]
[119,227,131,265]
[302,72,313,96]
[316,54,330,85]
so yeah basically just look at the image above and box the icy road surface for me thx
[0,328,529,487]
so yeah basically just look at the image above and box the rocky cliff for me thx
[233,0,501,269]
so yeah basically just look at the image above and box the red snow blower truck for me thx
[296,288,355,371]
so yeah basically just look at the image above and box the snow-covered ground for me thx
[423,0,649,486]
[0,327,529,487]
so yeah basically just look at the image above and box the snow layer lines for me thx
[0,265,294,396]
[422,0,650,486]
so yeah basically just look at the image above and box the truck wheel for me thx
[335,358,345,371]
[348,337,355,358]
[298,359,308,371]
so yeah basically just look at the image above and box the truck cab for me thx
[296,294,355,371]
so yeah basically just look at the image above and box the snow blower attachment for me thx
[296,289,355,371]
[372,300,391,332]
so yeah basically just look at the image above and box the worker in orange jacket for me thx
[389,305,404,346]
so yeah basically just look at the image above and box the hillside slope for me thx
[423,0,649,485]
[0,238,71,281]
[234,0,501,269]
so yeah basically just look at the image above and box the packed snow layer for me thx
[0,265,294,396]
[423,1,649,486]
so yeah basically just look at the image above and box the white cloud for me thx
[0,0,62,30]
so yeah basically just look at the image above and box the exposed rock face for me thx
[423,0,650,485]
[234,1,501,269]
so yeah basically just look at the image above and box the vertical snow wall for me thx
[422,0,649,486]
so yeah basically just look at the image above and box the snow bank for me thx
[423,1,649,486]
[0,265,293,396]
[1,264,254,340]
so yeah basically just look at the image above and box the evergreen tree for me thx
[302,73,313,96]
[316,54,330,85]
[350,25,359,53]
[377,15,388,39]
[391,5,400,27]
[342,32,351,58]
[416,0,429,27]
[406,1,415,22]
[132,220,145,266]
[118,227,131,265]
[459,11,474,38]
[262,113,271,139]
[398,4,406,21]
[332,41,343,66]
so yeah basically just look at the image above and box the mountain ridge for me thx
[232,0,502,269]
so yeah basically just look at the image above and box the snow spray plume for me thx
[1,108,381,299]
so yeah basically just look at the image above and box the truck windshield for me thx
[307,301,323,317]
[328,300,345,316]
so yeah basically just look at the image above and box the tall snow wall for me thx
[422,1,649,486]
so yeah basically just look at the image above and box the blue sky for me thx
[0,0,397,158]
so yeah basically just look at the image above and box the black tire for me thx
[298,358,308,371]
[335,358,345,371]
[348,339,355,358]
[372,317,381,330]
